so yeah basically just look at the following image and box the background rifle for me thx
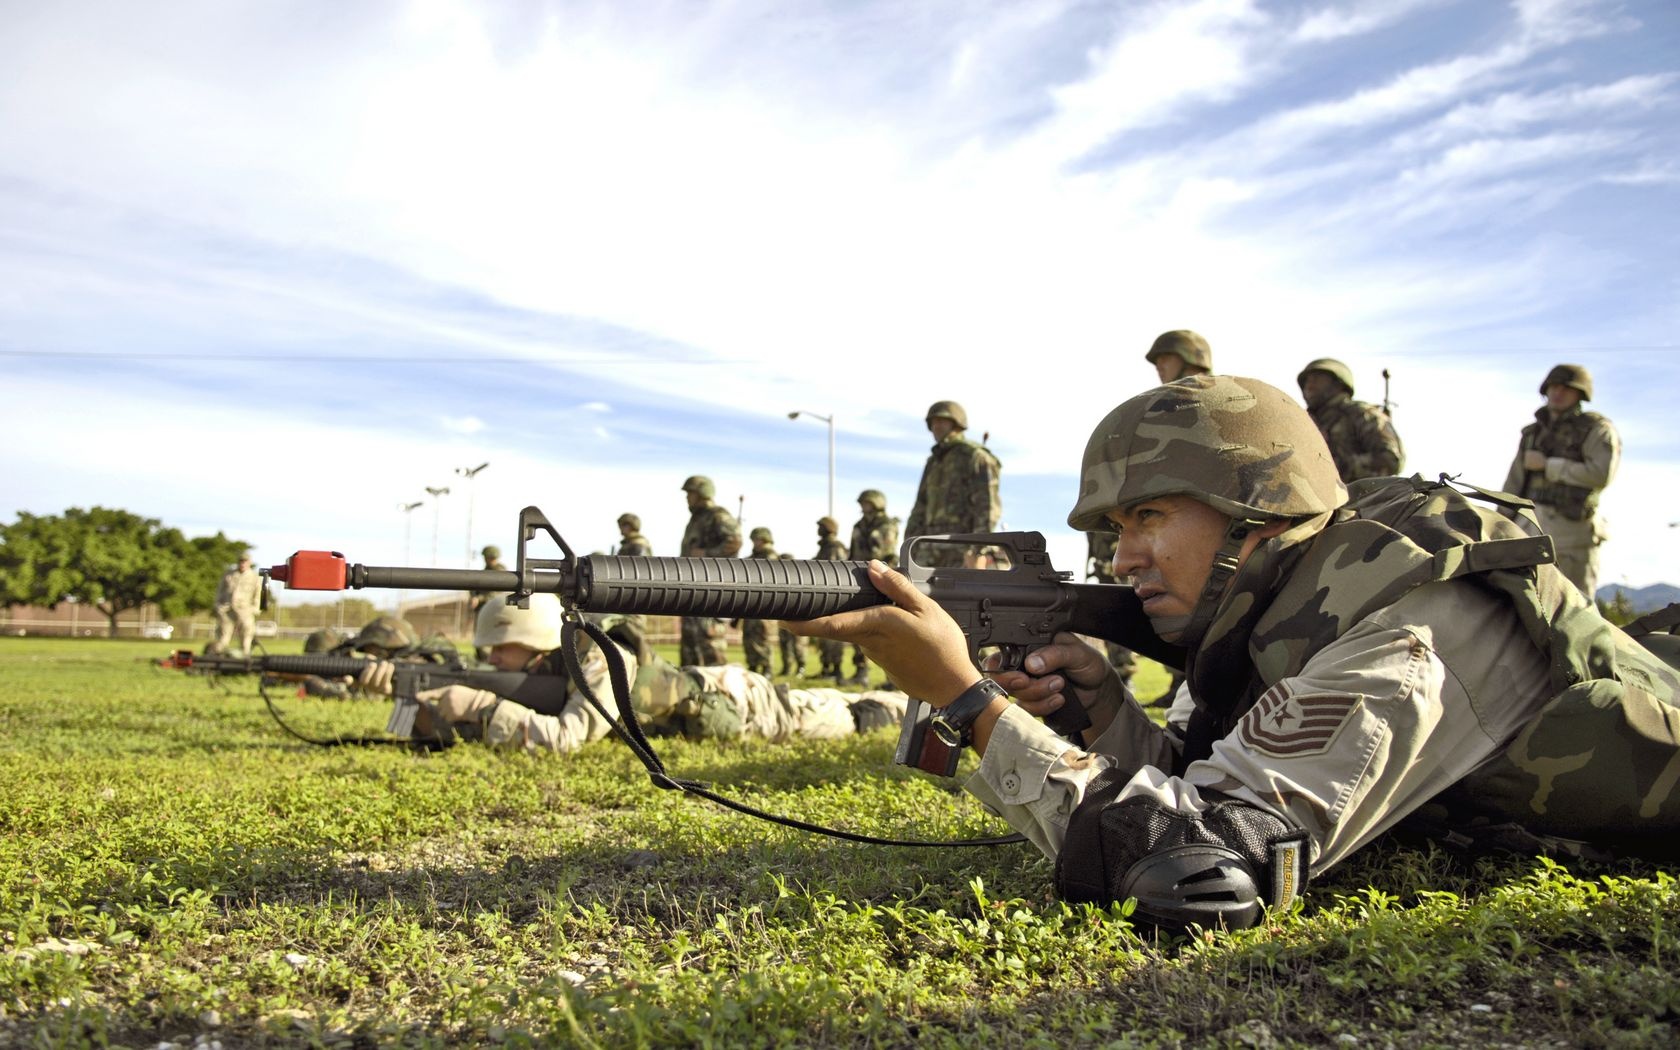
[157,650,570,741]
[265,506,1184,774]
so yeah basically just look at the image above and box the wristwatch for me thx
[929,678,1007,748]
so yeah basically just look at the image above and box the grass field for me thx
[2,638,1677,1048]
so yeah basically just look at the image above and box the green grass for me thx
[2,638,1676,1047]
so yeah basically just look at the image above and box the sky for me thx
[2,0,1677,608]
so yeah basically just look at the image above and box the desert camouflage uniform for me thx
[741,536,778,676]
[1084,531,1138,683]
[848,502,901,683]
[1502,404,1620,599]
[815,523,850,676]
[475,639,629,753]
[481,651,909,752]
[680,501,742,665]
[906,432,1001,568]
[211,563,262,657]
[1308,393,1405,482]
[969,378,1680,910]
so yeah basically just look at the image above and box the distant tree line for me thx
[0,507,248,638]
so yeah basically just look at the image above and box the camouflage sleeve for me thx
[483,646,630,754]
[906,470,929,538]
[708,511,743,558]
[1545,417,1619,493]
[1348,406,1404,478]
[969,449,1001,531]
[967,581,1553,876]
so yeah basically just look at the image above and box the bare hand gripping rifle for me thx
[265,506,1183,775]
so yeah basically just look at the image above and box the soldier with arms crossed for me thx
[1501,364,1620,600]
[790,376,1680,932]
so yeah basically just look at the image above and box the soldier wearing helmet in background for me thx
[905,400,1002,569]
[846,490,900,686]
[209,554,261,658]
[611,513,653,662]
[776,552,812,677]
[469,545,509,661]
[813,517,849,679]
[390,593,911,753]
[789,375,1680,933]
[1502,364,1620,600]
[678,475,742,665]
[1296,358,1405,483]
[740,527,779,676]
[1144,329,1213,384]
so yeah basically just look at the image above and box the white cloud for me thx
[441,416,486,435]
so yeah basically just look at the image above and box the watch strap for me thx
[930,678,1007,748]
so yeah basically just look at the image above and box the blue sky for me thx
[2,0,1677,597]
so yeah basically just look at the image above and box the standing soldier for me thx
[740,527,778,676]
[678,475,742,665]
[210,554,261,657]
[1083,531,1139,685]
[468,544,508,661]
[813,517,849,679]
[905,400,1001,568]
[1296,358,1405,482]
[1144,329,1213,384]
[612,513,652,662]
[775,552,812,677]
[846,489,901,685]
[1502,364,1620,599]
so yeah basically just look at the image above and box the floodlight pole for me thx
[456,462,490,567]
[425,486,451,568]
[787,410,835,520]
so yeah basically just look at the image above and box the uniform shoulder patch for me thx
[1236,682,1361,757]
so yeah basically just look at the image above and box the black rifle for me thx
[157,649,569,746]
[265,506,1183,774]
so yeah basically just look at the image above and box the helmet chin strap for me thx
[1172,517,1268,655]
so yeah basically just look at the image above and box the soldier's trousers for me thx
[817,638,845,675]
[742,619,775,675]
[213,606,256,657]
[1534,505,1602,600]
[780,629,807,676]
[680,616,728,666]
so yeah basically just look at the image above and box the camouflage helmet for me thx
[351,615,420,653]
[617,512,641,530]
[857,489,887,511]
[1067,375,1347,532]
[680,475,716,499]
[1540,363,1593,401]
[817,516,839,534]
[1144,330,1213,371]
[749,526,774,543]
[1296,358,1355,396]
[475,593,562,651]
[481,545,501,560]
[925,400,969,430]
[303,628,341,653]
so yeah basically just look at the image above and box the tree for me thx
[0,507,250,637]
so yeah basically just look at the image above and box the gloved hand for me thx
[416,684,501,724]
[356,660,396,695]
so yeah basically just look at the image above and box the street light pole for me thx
[399,500,424,614]
[425,486,451,567]
[456,462,490,567]
[787,410,835,520]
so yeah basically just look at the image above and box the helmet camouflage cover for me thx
[817,516,839,534]
[924,400,969,430]
[303,628,342,653]
[481,545,501,560]
[749,526,774,543]
[1144,330,1213,371]
[1067,375,1347,531]
[857,489,887,511]
[1296,358,1356,396]
[617,512,641,530]
[351,615,420,653]
[681,475,716,498]
[1540,364,1593,401]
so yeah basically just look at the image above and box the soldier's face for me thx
[1106,495,1274,641]
[685,490,705,510]
[1545,384,1581,412]
[927,418,956,442]
[1300,371,1339,407]
[1154,355,1186,383]
[487,642,542,671]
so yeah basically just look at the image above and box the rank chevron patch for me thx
[1238,682,1360,757]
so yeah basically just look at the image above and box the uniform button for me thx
[1001,772,1021,795]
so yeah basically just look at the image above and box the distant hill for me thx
[1596,582,1680,613]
